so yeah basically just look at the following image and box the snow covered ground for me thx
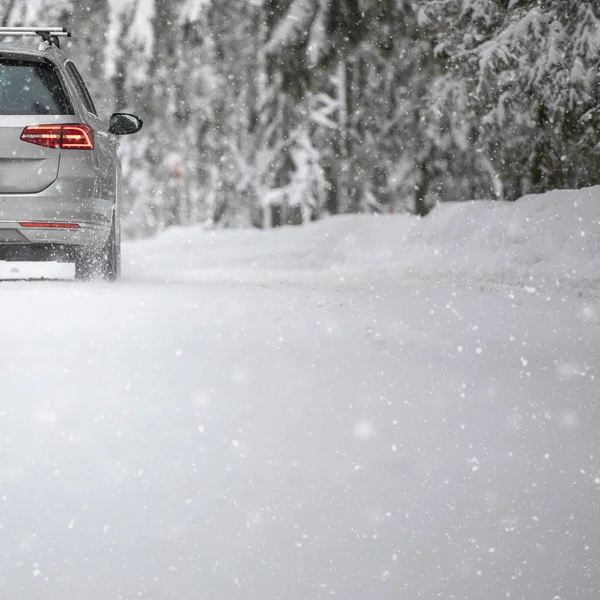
[0,187,599,599]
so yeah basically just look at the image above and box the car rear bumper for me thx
[0,180,113,248]
[0,220,109,247]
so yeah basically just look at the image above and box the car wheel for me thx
[74,219,120,282]
[101,218,120,281]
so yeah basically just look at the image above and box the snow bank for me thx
[392,186,600,289]
[126,186,600,291]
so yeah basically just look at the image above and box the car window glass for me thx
[65,62,97,116]
[0,60,73,115]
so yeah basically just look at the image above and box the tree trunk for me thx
[337,60,351,213]
[414,162,431,217]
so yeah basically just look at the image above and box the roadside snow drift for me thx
[128,185,600,291]
[0,186,599,600]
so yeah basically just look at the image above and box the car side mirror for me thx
[108,113,143,135]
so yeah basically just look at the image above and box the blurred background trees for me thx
[1,0,600,233]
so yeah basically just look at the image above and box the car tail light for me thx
[20,125,61,148]
[20,124,94,150]
[19,222,80,229]
[61,125,94,150]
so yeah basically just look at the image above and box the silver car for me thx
[0,27,142,280]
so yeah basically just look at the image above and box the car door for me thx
[63,60,117,207]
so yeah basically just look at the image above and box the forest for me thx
[2,0,600,235]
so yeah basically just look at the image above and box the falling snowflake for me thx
[353,421,376,441]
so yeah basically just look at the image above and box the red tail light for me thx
[20,125,61,148]
[21,124,94,150]
[61,125,94,150]
[19,222,80,229]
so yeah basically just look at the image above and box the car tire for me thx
[74,219,120,282]
[102,218,120,282]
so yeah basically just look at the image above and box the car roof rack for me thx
[0,27,71,49]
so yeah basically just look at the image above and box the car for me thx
[0,26,142,281]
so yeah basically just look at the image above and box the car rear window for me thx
[0,59,73,115]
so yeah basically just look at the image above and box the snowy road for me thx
[1,217,600,599]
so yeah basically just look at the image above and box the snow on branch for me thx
[264,0,318,55]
